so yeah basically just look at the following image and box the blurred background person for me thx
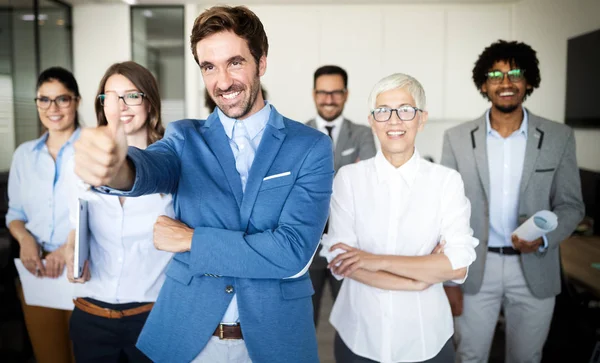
[306,65,376,326]
[6,66,81,363]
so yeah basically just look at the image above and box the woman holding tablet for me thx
[65,61,174,363]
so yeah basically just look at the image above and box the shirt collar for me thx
[315,114,344,130]
[218,102,271,140]
[374,148,420,187]
[31,127,81,152]
[485,107,528,138]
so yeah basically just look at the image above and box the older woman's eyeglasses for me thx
[371,106,422,122]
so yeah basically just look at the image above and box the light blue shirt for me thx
[6,128,81,252]
[486,109,547,250]
[216,102,271,322]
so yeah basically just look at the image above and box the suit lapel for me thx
[334,119,351,170]
[472,115,491,202]
[202,111,243,208]
[519,111,542,198]
[239,109,287,230]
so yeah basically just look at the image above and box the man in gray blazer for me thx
[306,65,376,325]
[442,40,584,363]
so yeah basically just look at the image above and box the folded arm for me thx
[187,135,334,279]
[349,269,430,291]
[329,170,477,284]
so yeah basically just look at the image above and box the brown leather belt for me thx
[73,298,153,319]
[212,323,243,340]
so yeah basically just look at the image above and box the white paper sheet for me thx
[512,210,558,242]
[14,258,75,310]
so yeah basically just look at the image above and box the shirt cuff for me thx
[538,235,549,252]
[5,209,27,229]
[318,242,345,281]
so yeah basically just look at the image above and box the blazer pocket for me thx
[535,168,556,173]
[165,259,194,286]
[340,148,356,156]
[280,275,314,300]
[260,172,294,191]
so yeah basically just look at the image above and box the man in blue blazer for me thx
[73,6,333,363]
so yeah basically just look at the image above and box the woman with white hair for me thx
[320,73,478,363]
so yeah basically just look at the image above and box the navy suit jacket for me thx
[115,107,333,362]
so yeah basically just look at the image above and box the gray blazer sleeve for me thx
[357,127,377,161]
[546,129,585,250]
[441,130,458,171]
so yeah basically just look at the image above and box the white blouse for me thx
[321,149,478,363]
[68,160,174,304]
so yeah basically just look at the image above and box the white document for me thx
[512,210,558,242]
[74,198,90,279]
[14,259,75,310]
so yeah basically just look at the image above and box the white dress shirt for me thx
[321,149,478,363]
[315,114,344,147]
[68,165,175,304]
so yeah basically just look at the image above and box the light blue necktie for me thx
[232,120,256,192]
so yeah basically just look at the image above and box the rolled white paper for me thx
[512,210,558,242]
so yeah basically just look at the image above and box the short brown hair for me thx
[95,61,165,145]
[190,6,269,66]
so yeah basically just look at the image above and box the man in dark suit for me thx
[442,40,584,363]
[306,65,376,325]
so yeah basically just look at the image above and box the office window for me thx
[0,0,72,171]
[131,6,185,124]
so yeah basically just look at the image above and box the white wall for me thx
[73,4,131,127]
[512,0,600,171]
[71,0,600,170]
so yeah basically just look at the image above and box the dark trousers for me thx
[309,246,342,326]
[334,332,455,363]
[69,298,152,363]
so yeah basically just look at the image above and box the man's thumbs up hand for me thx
[74,120,133,189]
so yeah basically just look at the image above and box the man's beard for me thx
[214,73,261,119]
[317,105,343,122]
[494,103,520,114]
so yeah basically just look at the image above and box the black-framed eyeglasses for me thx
[371,106,422,122]
[34,95,75,110]
[486,69,525,84]
[315,89,346,99]
[98,92,145,106]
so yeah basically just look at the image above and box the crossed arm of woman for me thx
[326,242,465,290]
[320,166,477,291]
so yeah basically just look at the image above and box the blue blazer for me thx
[121,107,333,362]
